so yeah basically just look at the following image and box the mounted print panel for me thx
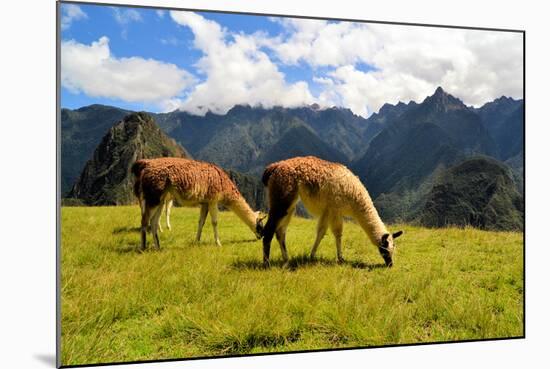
[58,1,524,367]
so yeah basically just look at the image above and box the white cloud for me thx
[169,11,314,115]
[61,36,195,110]
[63,11,522,117]
[271,18,379,67]
[365,25,523,109]
[61,4,87,30]
[156,10,166,18]
[170,11,226,56]
[319,65,433,117]
[166,14,522,117]
[269,20,523,116]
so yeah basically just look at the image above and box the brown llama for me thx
[261,156,402,267]
[132,159,173,232]
[138,157,265,250]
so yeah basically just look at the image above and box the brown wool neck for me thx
[227,196,258,234]
[353,192,388,246]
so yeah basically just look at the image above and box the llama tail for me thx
[131,160,149,198]
[133,177,142,198]
[131,160,148,178]
[262,164,278,186]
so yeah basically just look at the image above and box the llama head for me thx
[254,211,267,239]
[378,230,403,267]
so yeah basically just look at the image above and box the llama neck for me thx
[226,196,258,235]
[352,190,388,246]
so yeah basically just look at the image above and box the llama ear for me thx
[393,230,403,239]
[381,233,390,243]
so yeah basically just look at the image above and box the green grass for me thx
[60,206,524,366]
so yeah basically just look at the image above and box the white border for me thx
[1,0,548,368]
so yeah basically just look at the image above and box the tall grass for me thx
[60,206,523,366]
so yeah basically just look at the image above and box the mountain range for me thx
[61,87,524,230]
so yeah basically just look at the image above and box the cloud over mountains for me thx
[60,5,523,117]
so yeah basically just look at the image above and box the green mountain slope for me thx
[68,112,190,205]
[419,157,523,231]
[476,97,524,160]
[253,124,349,173]
[61,104,131,194]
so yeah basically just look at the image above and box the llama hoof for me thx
[337,257,345,264]
[263,260,271,268]
[215,241,222,247]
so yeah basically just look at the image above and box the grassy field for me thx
[60,206,524,366]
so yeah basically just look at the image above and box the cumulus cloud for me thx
[61,36,195,110]
[61,4,87,30]
[62,10,522,117]
[164,14,522,117]
[269,19,523,115]
[271,18,379,67]
[169,11,314,115]
[318,65,434,117]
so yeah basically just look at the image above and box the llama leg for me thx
[141,199,152,232]
[275,230,288,263]
[141,204,156,250]
[140,199,145,216]
[196,203,209,242]
[262,215,278,267]
[150,205,163,250]
[330,216,344,263]
[263,205,291,267]
[275,206,295,264]
[310,211,329,260]
[165,199,173,230]
[209,203,222,247]
[263,185,298,267]
[157,201,164,233]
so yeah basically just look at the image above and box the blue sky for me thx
[60,2,523,117]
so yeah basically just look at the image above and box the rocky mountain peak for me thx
[68,112,190,205]
[424,86,466,112]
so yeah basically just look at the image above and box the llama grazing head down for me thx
[254,211,266,239]
[378,231,403,267]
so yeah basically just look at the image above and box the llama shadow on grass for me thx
[107,240,167,254]
[231,254,387,272]
[112,226,141,234]
[112,245,176,254]
[108,243,142,254]
[223,238,261,245]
